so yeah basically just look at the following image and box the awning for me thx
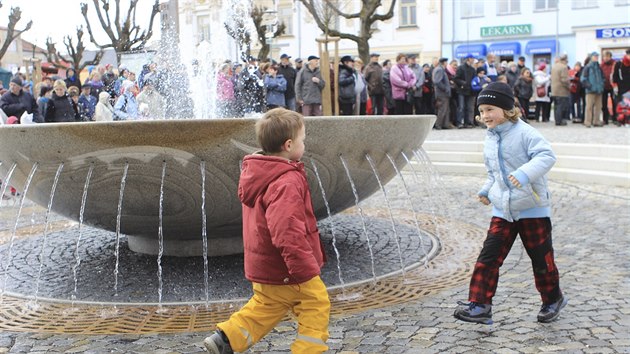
[455,44,487,58]
[525,39,556,54]
[488,42,521,56]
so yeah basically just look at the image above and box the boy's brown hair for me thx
[256,108,305,154]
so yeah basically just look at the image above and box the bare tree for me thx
[224,17,252,62]
[0,1,33,62]
[299,0,397,63]
[45,27,104,72]
[80,0,160,65]
[251,6,285,61]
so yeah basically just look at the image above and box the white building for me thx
[442,0,630,66]
[176,0,442,65]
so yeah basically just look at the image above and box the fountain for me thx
[0,115,434,257]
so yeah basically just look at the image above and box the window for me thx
[535,0,558,10]
[278,6,293,35]
[497,0,520,14]
[197,15,211,42]
[461,0,484,18]
[615,0,629,5]
[572,0,597,8]
[400,0,417,27]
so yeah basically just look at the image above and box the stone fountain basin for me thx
[0,116,435,256]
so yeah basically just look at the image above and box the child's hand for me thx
[478,195,490,205]
[508,175,522,188]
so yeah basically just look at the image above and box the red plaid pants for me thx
[468,217,562,305]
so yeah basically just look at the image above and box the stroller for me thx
[616,91,630,126]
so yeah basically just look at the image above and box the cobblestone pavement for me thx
[0,124,628,353]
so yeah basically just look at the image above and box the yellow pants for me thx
[217,275,330,353]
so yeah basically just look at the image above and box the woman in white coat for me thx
[94,92,114,121]
[533,62,551,122]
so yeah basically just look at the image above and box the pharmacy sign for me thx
[481,24,532,38]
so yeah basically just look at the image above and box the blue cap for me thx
[464,54,475,59]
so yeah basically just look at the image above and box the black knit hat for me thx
[477,82,514,111]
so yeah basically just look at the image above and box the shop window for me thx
[399,0,417,27]
[497,0,520,14]
[278,6,293,36]
[461,0,484,18]
[614,0,629,4]
[535,0,558,10]
[572,0,598,8]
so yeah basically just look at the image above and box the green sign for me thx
[481,24,532,37]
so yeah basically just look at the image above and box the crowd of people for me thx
[1,48,629,127]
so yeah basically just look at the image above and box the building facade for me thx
[176,0,442,65]
[442,0,630,66]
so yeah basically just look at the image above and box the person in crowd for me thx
[454,82,565,325]
[432,57,453,129]
[264,64,288,110]
[517,56,528,73]
[421,63,435,114]
[569,62,584,123]
[138,63,151,91]
[0,76,42,123]
[499,61,508,76]
[364,53,384,115]
[67,86,83,121]
[551,54,570,126]
[85,71,105,99]
[454,54,476,128]
[338,55,357,115]
[407,54,424,114]
[136,78,166,119]
[389,53,416,115]
[203,108,330,354]
[496,75,508,84]
[353,57,368,115]
[215,63,235,118]
[382,59,395,115]
[113,66,130,96]
[102,64,118,97]
[113,80,139,120]
[295,55,325,116]
[612,48,630,117]
[533,62,551,122]
[37,85,52,119]
[64,68,81,91]
[600,51,617,125]
[447,59,459,126]
[506,62,519,88]
[294,58,303,72]
[238,57,265,114]
[230,63,244,117]
[483,53,499,82]
[581,52,605,128]
[472,66,491,93]
[94,91,114,122]
[78,82,97,121]
[514,68,534,121]
[278,54,297,111]
[46,80,78,122]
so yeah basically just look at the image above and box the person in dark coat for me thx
[0,76,43,123]
[364,53,384,115]
[338,56,356,115]
[382,60,395,115]
[278,54,297,111]
[453,54,476,128]
[513,68,534,120]
[45,80,79,122]
[64,68,81,91]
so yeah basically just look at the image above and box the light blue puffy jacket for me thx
[479,120,556,222]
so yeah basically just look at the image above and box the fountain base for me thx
[127,226,244,257]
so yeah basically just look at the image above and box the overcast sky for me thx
[1,0,161,50]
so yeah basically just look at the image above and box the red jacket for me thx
[238,154,326,285]
[600,58,616,90]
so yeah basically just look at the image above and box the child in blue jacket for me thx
[454,82,566,325]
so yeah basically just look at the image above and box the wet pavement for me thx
[0,122,628,353]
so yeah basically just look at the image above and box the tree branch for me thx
[0,5,33,61]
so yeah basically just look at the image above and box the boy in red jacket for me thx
[204,108,329,354]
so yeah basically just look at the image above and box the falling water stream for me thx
[33,163,65,304]
[339,155,377,283]
[0,163,38,302]
[113,162,130,297]
[309,158,349,298]
[200,161,210,308]
[365,154,406,280]
[71,163,95,305]
[386,153,429,270]
[157,161,167,310]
